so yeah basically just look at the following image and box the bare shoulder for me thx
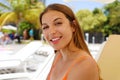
[68,52,99,80]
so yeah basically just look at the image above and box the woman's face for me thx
[41,10,75,50]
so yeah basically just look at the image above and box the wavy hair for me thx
[39,4,102,80]
[39,3,91,56]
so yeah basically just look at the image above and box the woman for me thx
[39,3,100,80]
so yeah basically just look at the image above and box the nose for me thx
[49,27,56,35]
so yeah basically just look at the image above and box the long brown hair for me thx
[39,3,91,56]
[39,3,102,80]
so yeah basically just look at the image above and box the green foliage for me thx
[0,12,10,25]
[9,0,45,29]
[1,29,16,34]
[103,0,120,36]
[76,9,107,32]
[104,24,120,36]
[10,0,30,13]
[18,21,34,35]
[104,0,120,26]
[30,1,45,9]
[76,0,120,37]
[76,10,94,31]
[23,8,43,29]
[0,0,45,30]
[0,2,11,10]
[92,8,107,32]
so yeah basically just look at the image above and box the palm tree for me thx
[0,0,45,29]
[0,2,11,10]
[0,2,11,15]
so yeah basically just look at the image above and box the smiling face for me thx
[41,10,75,50]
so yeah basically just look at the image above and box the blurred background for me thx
[0,0,120,80]
[0,0,120,44]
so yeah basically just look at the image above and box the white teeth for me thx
[51,38,60,41]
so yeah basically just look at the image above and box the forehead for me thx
[41,10,67,23]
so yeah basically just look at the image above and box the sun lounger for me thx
[0,41,43,79]
[97,35,120,80]
[30,45,55,80]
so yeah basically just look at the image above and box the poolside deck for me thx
[0,40,102,80]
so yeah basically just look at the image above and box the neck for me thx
[59,44,81,61]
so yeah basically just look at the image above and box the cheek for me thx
[42,32,48,41]
[63,27,73,37]
[62,28,73,43]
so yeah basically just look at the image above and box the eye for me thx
[42,25,49,30]
[55,22,62,26]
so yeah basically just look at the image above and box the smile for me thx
[50,36,62,44]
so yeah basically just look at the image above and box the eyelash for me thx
[42,22,62,30]
[55,22,62,26]
[42,26,49,30]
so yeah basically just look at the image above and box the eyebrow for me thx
[42,18,62,26]
[53,18,62,22]
[41,23,47,26]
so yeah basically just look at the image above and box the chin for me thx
[50,43,62,50]
[52,46,61,51]
[53,47,59,51]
